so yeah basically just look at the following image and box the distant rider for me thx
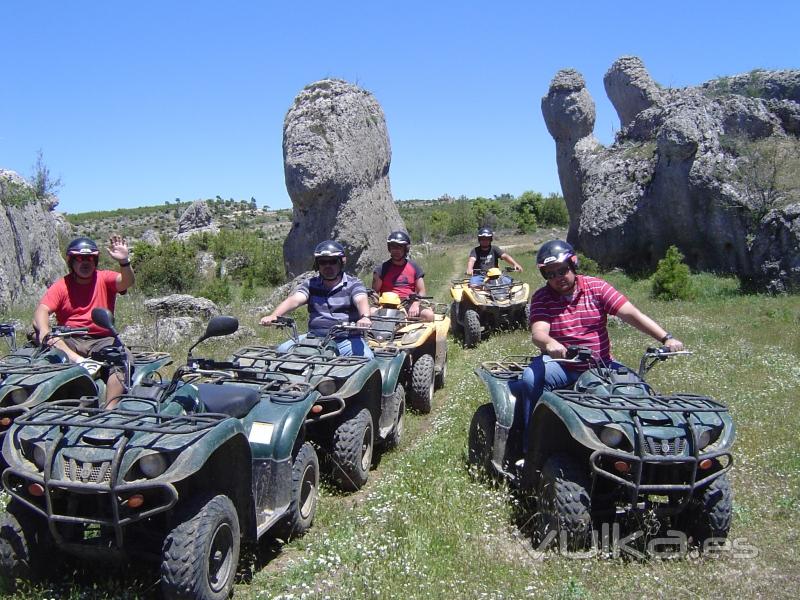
[372,230,434,322]
[260,240,373,357]
[33,236,135,409]
[466,227,523,285]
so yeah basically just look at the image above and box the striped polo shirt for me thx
[297,273,368,337]
[529,275,628,369]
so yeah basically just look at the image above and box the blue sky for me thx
[1,1,797,215]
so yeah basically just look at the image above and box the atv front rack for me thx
[15,401,230,434]
[4,402,233,550]
[551,389,734,502]
[233,346,369,375]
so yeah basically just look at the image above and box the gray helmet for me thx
[477,227,493,240]
[536,239,578,271]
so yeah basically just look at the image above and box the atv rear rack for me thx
[0,362,74,375]
[478,357,536,378]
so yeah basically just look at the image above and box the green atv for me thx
[449,267,530,348]
[0,310,347,598]
[469,346,735,550]
[0,321,171,442]
[366,292,450,414]
[236,316,404,491]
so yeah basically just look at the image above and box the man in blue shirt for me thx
[260,240,373,357]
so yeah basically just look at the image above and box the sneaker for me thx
[79,358,103,376]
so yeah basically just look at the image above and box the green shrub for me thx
[536,194,570,227]
[651,246,694,300]
[196,277,233,306]
[132,241,199,295]
[577,253,601,276]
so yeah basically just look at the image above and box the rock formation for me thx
[542,56,800,292]
[174,200,219,240]
[282,79,405,276]
[0,170,66,311]
[143,294,219,319]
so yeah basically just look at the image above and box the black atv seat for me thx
[197,383,259,418]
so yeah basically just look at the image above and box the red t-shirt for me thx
[375,259,424,299]
[529,275,628,369]
[40,271,120,337]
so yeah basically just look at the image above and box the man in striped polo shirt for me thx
[260,240,373,357]
[518,240,684,434]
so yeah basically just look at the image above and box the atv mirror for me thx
[91,308,117,335]
[204,316,239,339]
[187,316,239,361]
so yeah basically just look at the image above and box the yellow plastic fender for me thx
[450,286,463,302]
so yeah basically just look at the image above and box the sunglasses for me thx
[542,266,570,279]
[317,258,339,266]
[388,243,405,250]
[72,255,97,263]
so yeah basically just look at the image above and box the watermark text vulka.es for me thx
[530,524,759,560]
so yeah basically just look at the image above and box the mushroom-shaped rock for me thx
[282,79,404,276]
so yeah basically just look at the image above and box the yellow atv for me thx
[367,292,449,414]
[450,267,530,348]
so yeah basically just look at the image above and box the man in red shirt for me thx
[372,231,434,322]
[519,240,684,433]
[33,236,135,408]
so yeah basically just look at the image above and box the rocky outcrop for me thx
[282,79,405,276]
[0,170,66,311]
[542,56,800,292]
[144,294,220,319]
[174,200,219,240]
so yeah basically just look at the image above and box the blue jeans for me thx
[277,334,373,358]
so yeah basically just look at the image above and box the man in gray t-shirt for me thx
[260,240,373,357]
[466,227,523,284]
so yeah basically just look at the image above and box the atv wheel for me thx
[467,403,496,477]
[410,354,435,413]
[0,500,52,584]
[161,494,240,600]
[535,453,593,551]
[385,384,406,450]
[434,350,447,389]
[683,474,733,546]
[274,442,319,541]
[463,309,481,348]
[331,407,374,491]
[522,303,531,330]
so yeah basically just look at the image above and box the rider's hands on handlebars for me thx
[663,337,684,352]
[260,314,279,327]
[544,340,569,359]
[356,315,372,328]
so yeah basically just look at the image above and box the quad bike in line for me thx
[450,267,530,348]
[469,346,735,550]
[366,291,450,414]
[237,316,404,490]
[0,320,171,445]
[0,310,353,599]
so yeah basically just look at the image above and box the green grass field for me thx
[1,237,798,599]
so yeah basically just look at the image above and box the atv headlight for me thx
[138,453,168,478]
[32,444,47,470]
[697,429,712,450]
[599,426,625,448]
[316,378,337,396]
[8,386,29,405]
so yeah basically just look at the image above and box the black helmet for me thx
[66,237,99,258]
[313,240,345,259]
[536,239,578,271]
[386,230,411,246]
[387,230,411,257]
[477,227,493,240]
